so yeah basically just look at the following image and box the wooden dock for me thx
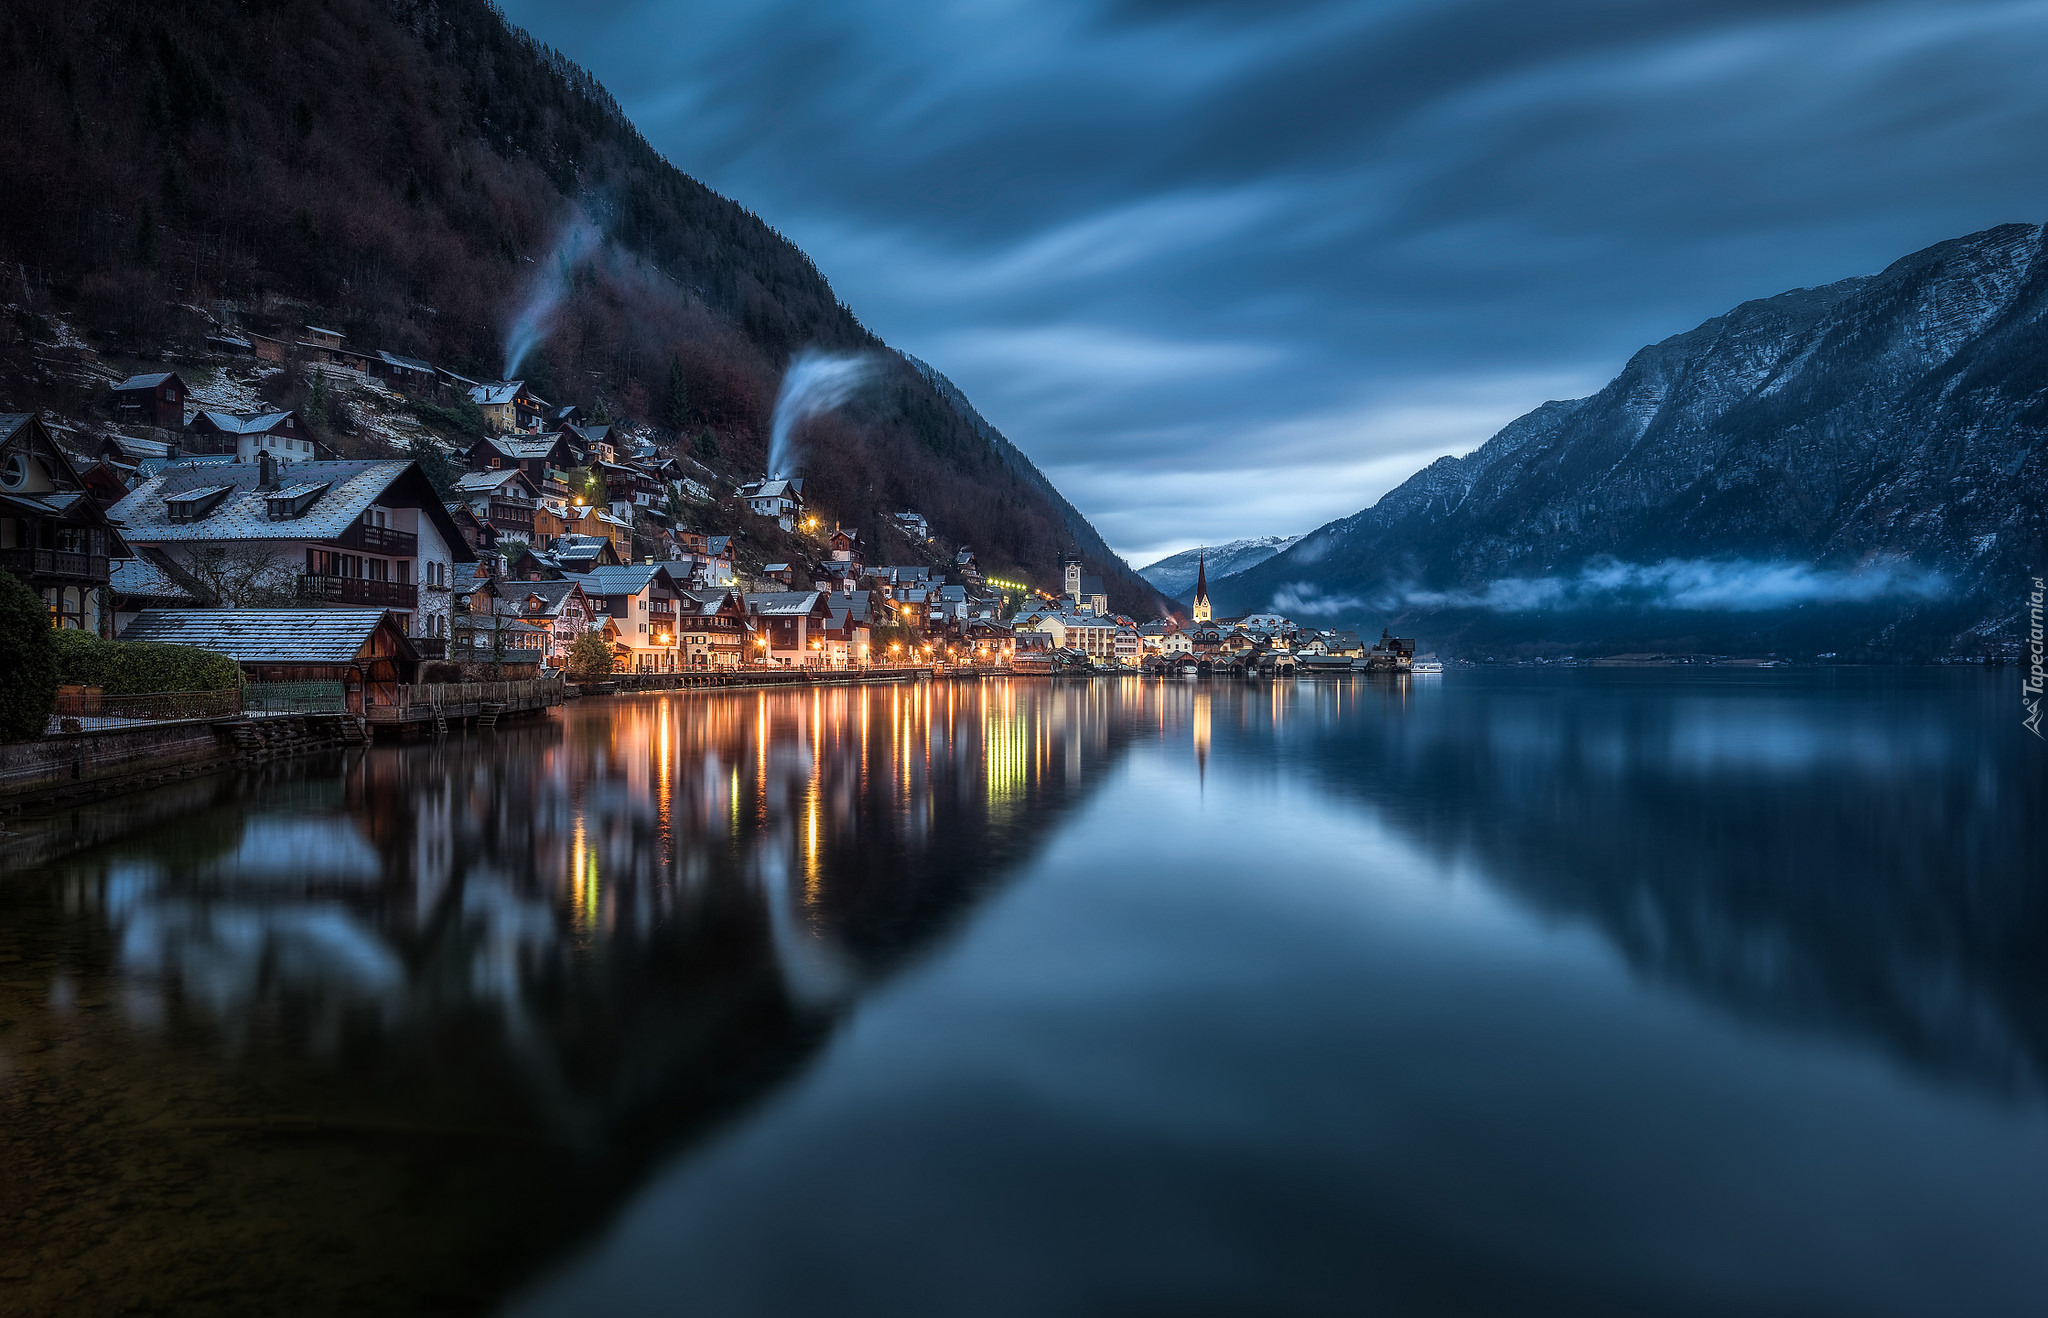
[366,678,564,736]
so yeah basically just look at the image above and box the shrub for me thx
[414,396,487,438]
[0,573,58,740]
[565,630,614,682]
[49,630,238,694]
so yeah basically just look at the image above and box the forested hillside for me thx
[0,0,1160,612]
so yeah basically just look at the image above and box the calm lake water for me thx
[1,671,2043,1316]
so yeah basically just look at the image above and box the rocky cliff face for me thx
[1139,537,1302,602]
[1214,223,2048,658]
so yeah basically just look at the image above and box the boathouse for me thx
[120,608,419,712]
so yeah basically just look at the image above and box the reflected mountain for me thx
[1223,673,2048,1098]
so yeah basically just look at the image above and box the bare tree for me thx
[177,546,299,608]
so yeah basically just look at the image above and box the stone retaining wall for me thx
[0,715,360,806]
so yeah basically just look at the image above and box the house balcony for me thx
[337,522,419,556]
[297,574,419,607]
[413,637,448,660]
[1,547,110,583]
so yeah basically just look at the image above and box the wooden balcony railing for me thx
[297,574,418,607]
[0,548,110,582]
[337,522,419,556]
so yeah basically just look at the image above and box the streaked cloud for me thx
[501,0,2048,562]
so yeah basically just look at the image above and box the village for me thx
[2,324,1421,727]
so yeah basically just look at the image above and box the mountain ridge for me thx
[1138,536,1303,601]
[1214,222,2048,658]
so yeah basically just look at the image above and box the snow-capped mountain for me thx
[1139,536,1303,602]
[1213,223,2048,658]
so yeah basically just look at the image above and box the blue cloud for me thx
[500,0,2048,563]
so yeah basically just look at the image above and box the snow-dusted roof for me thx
[109,555,203,604]
[468,380,524,406]
[374,351,434,372]
[120,608,411,664]
[107,458,471,558]
[191,410,297,435]
[570,565,679,596]
[743,478,802,501]
[112,372,179,391]
[745,591,824,617]
[453,468,532,495]
[488,435,564,459]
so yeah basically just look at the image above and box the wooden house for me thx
[110,372,189,428]
[1,414,130,631]
[119,608,419,712]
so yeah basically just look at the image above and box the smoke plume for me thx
[767,350,881,478]
[502,213,606,381]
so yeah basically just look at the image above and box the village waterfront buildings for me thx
[1,328,1412,693]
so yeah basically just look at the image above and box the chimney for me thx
[258,450,278,490]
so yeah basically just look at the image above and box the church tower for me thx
[1191,549,1212,624]
[1062,550,1083,604]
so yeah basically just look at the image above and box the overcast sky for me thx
[502,0,2048,566]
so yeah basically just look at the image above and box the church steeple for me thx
[1191,548,1212,623]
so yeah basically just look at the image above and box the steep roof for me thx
[453,468,535,495]
[108,555,205,604]
[745,590,824,617]
[569,564,680,596]
[190,410,297,435]
[517,580,588,617]
[112,372,180,392]
[120,608,415,664]
[468,380,524,406]
[107,458,475,559]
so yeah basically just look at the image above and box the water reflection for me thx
[511,672,2048,1318]
[70,684,1147,1133]
[1248,671,2048,1098]
[4,673,2042,1317]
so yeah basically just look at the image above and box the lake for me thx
[1,671,2043,1316]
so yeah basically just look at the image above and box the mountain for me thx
[1138,537,1302,602]
[902,355,1152,609]
[1214,223,2048,659]
[0,0,1162,616]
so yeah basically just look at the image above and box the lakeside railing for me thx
[52,687,243,722]
[244,680,348,714]
[599,668,933,693]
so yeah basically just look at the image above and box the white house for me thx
[740,478,805,531]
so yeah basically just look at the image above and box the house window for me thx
[44,586,85,629]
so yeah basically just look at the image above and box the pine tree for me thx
[663,356,689,431]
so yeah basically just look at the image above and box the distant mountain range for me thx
[1138,536,1302,601]
[1213,223,2048,659]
